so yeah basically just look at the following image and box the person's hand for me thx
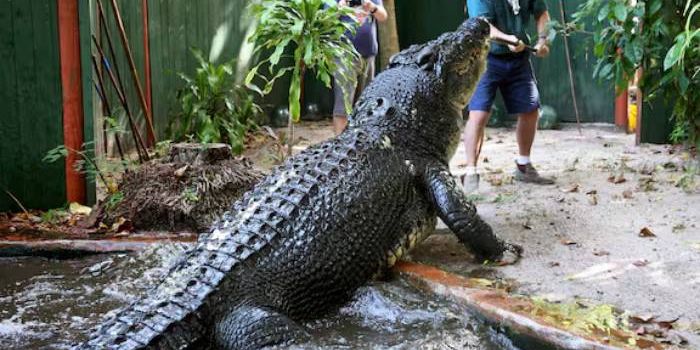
[506,35,526,53]
[534,38,550,58]
[362,0,377,13]
[354,7,368,23]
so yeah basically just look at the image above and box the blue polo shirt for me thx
[467,0,547,55]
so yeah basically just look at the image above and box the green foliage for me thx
[246,0,360,122]
[530,298,632,341]
[573,0,700,148]
[41,208,69,225]
[169,48,261,154]
[154,140,173,158]
[182,187,200,203]
[105,191,124,211]
[43,138,133,194]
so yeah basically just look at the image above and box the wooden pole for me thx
[108,0,157,146]
[558,0,582,135]
[377,0,400,70]
[142,0,153,123]
[57,0,86,204]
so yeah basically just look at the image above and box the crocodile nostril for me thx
[376,98,384,107]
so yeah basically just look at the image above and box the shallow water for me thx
[0,245,518,350]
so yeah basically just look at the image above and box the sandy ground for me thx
[287,121,700,346]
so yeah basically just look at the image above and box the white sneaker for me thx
[461,173,480,194]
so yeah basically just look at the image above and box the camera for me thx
[348,0,363,7]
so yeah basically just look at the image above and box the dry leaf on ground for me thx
[639,227,656,238]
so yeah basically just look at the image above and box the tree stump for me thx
[94,143,264,233]
[168,143,232,165]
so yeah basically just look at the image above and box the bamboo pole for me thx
[93,37,149,162]
[91,57,127,165]
[107,0,157,146]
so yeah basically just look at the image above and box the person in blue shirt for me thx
[462,0,555,193]
[332,0,387,135]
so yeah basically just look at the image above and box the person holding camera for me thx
[332,0,388,135]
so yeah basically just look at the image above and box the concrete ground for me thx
[286,121,700,347]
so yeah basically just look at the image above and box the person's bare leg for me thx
[514,108,554,184]
[333,115,348,135]
[463,110,491,166]
[461,110,491,193]
[515,109,538,157]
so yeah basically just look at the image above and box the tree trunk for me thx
[377,0,399,70]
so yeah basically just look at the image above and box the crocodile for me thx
[78,17,521,350]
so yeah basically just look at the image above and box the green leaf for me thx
[269,40,289,66]
[598,5,609,21]
[663,41,683,70]
[613,2,627,22]
[599,63,613,79]
[649,0,662,15]
[624,39,643,64]
[290,20,304,36]
[289,71,301,122]
[678,72,690,94]
[594,41,606,57]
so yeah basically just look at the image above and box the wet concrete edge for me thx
[394,261,666,350]
[0,238,195,258]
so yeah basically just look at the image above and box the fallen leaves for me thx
[562,183,580,193]
[628,314,686,346]
[587,193,598,205]
[638,176,657,192]
[486,174,513,187]
[69,202,92,216]
[608,173,627,184]
[560,239,577,245]
[632,259,650,267]
[173,165,189,177]
[622,189,634,199]
[592,249,610,256]
[639,227,656,238]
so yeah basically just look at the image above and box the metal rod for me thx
[489,38,537,52]
[96,0,128,107]
[92,36,149,162]
[91,56,127,166]
[558,0,582,135]
[108,0,157,146]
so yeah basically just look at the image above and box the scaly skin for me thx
[77,17,521,350]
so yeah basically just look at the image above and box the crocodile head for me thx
[436,17,490,111]
[387,17,489,110]
[380,17,489,158]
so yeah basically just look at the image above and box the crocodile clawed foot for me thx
[493,243,523,266]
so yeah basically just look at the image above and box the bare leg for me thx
[515,109,538,157]
[333,115,348,135]
[513,108,554,184]
[463,110,491,166]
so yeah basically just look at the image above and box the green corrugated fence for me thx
[0,1,66,211]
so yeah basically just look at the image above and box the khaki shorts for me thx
[332,55,375,117]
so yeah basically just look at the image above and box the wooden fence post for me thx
[58,0,86,204]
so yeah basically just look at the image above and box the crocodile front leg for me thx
[424,165,521,264]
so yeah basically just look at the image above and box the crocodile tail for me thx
[76,246,234,349]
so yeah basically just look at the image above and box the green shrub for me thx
[169,48,262,155]
[572,0,699,148]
